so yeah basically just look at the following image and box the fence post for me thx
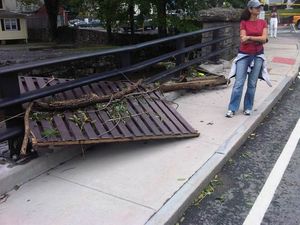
[211,28,220,62]
[175,38,185,79]
[120,51,131,68]
[175,38,185,66]
[0,74,24,158]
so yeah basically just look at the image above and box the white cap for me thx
[247,0,263,8]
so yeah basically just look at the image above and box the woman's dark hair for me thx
[240,8,251,21]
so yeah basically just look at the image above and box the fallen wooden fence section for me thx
[19,76,199,148]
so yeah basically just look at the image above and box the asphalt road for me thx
[176,77,300,224]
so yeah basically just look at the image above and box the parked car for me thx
[292,15,300,29]
[88,19,102,27]
[69,19,102,28]
[120,18,156,32]
[68,19,81,27]
[74,20,88,27]
[143,18,156,30]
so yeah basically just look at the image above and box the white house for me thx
[0,0,28,44]
[266,0,296,6]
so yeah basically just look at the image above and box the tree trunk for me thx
[159,76,227,92]
[106,19,113,42]
[156,1,167,37]
[129,1,135,35]
[44,0,59,41]
[35,80,143,111]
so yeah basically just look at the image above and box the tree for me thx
[63,0,87,18]
[19,0,246,42]
[44,0,59,41]
[151,0,169,36]
[125,0,135,35]
[95,0,123,41]
[18,0,60,41]
[18,0,40,5]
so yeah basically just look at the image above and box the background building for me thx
[0,0,28,44]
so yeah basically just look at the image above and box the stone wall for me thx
[196,7,242,60]
[201,21,240,60]
[28,28,49,42]
[28,26,159,45]
[56,27,159,46]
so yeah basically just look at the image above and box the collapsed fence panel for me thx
[19,76,199,147]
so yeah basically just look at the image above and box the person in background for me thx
[226,0,271,118]
[270,7,279,38]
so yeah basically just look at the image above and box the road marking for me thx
[243,118,300,225]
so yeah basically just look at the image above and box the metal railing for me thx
[0,25,233,152]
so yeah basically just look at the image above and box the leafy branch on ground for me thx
[193,175,223,207]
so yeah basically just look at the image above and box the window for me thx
[3,18,20,31]
[0,1,3,9]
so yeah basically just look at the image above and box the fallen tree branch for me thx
[34,79,143,111]
[159,76,227,92]
[20,102,33,155]
[19,77,56,155]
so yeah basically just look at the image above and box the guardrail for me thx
[0,25,233,156]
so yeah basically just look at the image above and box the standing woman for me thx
[270,7,279,38]
[226,0,269,118]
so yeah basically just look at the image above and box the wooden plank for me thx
[156,94,198,134]
[98,82,134,137]
[120,82,171,135]
[89,83,123,138]
[63,112,85,141]
[23,77,59,142]
[96,82,134,138]
[152,92,191,134]
[114,81,158,136]
[44,78,76,141]
[48,78,86,141]
[52,78,66,100]
[36,78,74,141]
[52,116,73,141]
[32,132,199,147]
[18,77,26,93]
[29,120,43,140]
[146,91,184,134]
[70,85,99,140]
[19,77,43,141]
[35,77,50,102]
[57,84,85,141]
[136,97,171,135]
[23,76,38,92]
[124,84,177,135]
[106,82,146,137]
[81,85,111,138]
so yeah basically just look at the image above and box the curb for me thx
[145,74,297,225]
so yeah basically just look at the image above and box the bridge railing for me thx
[0,25,234,155]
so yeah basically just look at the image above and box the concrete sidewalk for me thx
[0,34,300,225]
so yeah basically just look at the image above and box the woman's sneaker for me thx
[244,109,251,116]
[225,110,235,118]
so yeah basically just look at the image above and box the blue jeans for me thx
[228,56,263,112]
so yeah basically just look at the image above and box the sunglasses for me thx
[252,6,262,9]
